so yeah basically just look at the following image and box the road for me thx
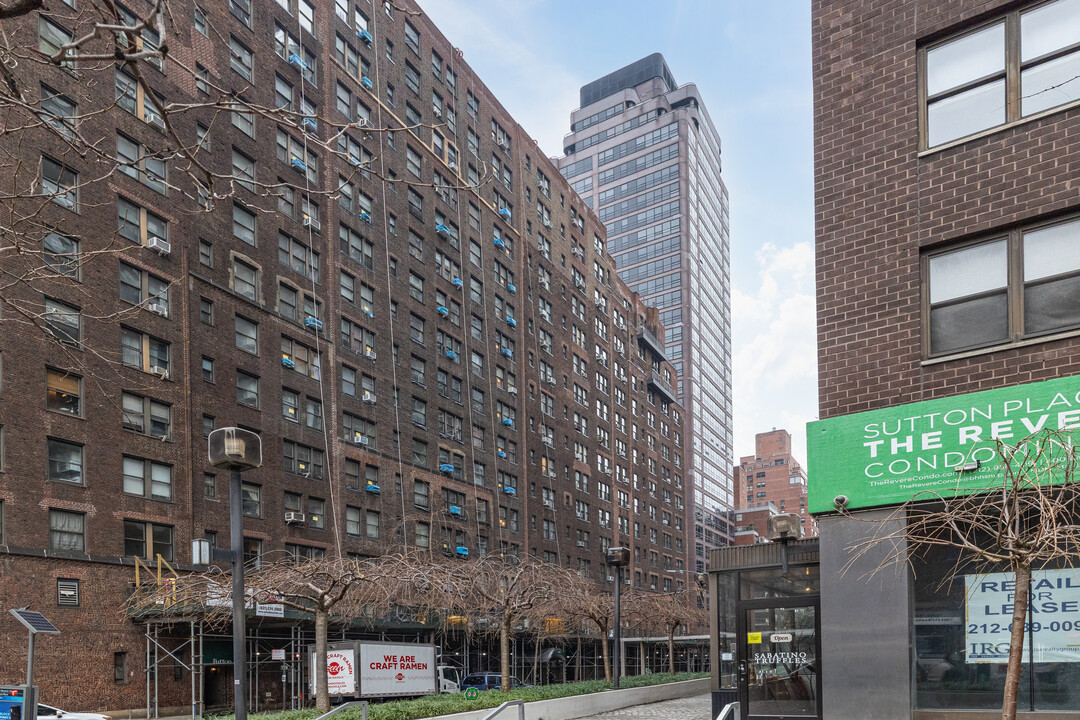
[577,693,712,719]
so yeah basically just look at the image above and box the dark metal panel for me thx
[709,539,819,572]
[819,511,911,720]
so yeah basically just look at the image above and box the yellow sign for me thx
[747,632,762,644]
[544,618,566,634]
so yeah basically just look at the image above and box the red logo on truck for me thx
[396,673,404,682]
[328,662,343,676]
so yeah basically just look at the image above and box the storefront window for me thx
[716,572,737,689]
[740,566,820,600]
[913,544,1080,711]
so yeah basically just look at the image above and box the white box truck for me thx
[308,641,460,699]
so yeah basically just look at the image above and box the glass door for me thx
[739,602,820,719]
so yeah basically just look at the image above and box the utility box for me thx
[0,686,37,720]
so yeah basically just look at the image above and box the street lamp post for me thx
[605,547,630,689]
[208,428,262,720]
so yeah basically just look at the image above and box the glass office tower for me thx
[558,54,733,571]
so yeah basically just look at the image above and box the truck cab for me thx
[438,665,460,694]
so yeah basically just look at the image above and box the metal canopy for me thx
[9,608,60,635]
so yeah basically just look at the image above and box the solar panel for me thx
[9,609,60,634]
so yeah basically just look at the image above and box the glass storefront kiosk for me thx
[709,539,821,720]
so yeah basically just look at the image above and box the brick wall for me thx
[813,0,1080,420]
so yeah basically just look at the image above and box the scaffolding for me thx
[131,557,707,717]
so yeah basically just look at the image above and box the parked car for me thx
[460,673,529,691]
[36,705,111,720]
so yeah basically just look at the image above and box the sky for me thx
[419,1,817,466]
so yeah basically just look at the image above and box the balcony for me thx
[637,326,667,360]
[649,370,677,404]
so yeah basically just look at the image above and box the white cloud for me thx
[732,242,817,465]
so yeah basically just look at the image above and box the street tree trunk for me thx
[667,629,675,675]
[500,616,512,692]
[315,608,330,712]
[1002,564,1031,720]
[600,621,612,683]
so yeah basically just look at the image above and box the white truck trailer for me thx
[308,640,460,700]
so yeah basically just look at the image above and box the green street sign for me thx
[807,374,1080,513]
[465,687,479,700]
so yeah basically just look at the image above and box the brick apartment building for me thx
[731,428,816,545]
[810,0,1080,717]
[0,0,689,711]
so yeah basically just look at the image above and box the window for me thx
[299,0,315,35]
[230,0,251,25]
[115,69,163,128]
[48,438,83,484]
[120,456,172,502]
[232,149,255,193]
[40,85,77,139]
[194,5,208,35]
[49,510,84,552]
[241,483,261,517]
[119,262,169,313]
[42,156,77,210]
[117,135,167,194]
[404,20,419,53]
[409,273,424,302]
[47,368,81,415]
[413,438,428,467]
[339,225,374,270]
[227,318,257,358]
[343,412,377,447]
[201,356,215,383]
[243,537,262,567]
[42,232,79,279]
[926,216,1080,355]
[200,298,214,325]
[232,258,258,300]
[411,397,427,426]
[346,506,363,537]
[113,651,127,682]
[44,298,80,345]
[414,479,430,509]
[277,128,319,182]
[229,36,253,81]
[283,441,325,478]
[118,197,168,247]
[199,240,213,268]
[39,17,74,66]
[923,0,1080,148]
[414,521,429,548]
[122,392,171,438]
[124,520,173,561]
[306,397,323,430]
[366,510,380,539]
[236,371,259,408]
[278,233,320,281]
[341,318,376,355]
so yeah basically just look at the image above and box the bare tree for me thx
[396,553,576,692]
[554,574,615,682]
[631,588,706,675]
[246,555,387,712]
[845,428,1080,720]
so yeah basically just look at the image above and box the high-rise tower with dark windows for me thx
[558,54,733,570]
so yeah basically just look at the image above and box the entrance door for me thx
[738,601,821,719]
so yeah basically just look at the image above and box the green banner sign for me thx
[806,374,1080,513]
